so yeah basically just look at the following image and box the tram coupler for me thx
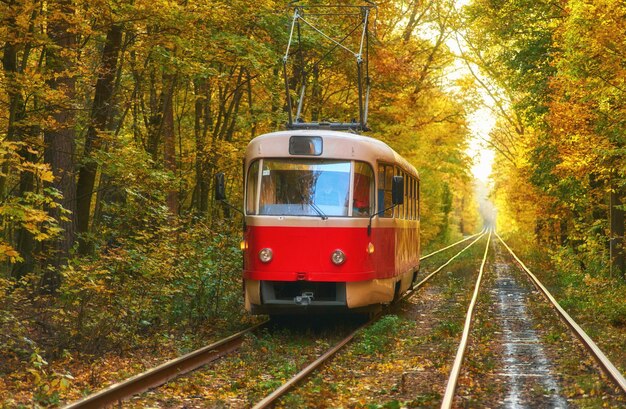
[294,292,314,305]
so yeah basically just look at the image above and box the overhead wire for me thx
[297,15,356,56]
[282,2,376,130]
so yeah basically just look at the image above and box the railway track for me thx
[249,231,625,408]
[65,231,625,407]
[251,232,487,408]
[63,322,269,408]
[419,230,484,261]
[440,231,626,408]
[63,233,482,408]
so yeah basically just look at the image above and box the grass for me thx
[353,315,406,355]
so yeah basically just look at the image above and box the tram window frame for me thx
[409,177,413,220]
[410,176,416,220]
[404,171,409,219]
[246,160,260,215]
[400,169,405,219]
[417,179,421,220]
[403,174,410,220]
[377,163,394,218]
[408,177,413,220]
[404,173,409,220]
[413,178,420,220]
[352,161,375,218]
[399,173,403,220]
[377,164,384,216]
[412,177,416,220]
[395,167,403,219]
[409,176,414,220]
[413,178,417,220]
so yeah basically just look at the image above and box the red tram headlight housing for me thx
[331,249,346,265]
[259,248,273,263]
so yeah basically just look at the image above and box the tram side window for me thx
[404,175,413,220]
[401,170,407,219]
[404,172,411,220]
[411,177,416,220]
[413,178,418,220]
[417,179,421,219]
[353,162,374,217]
[416,179,419,220]
[411,179,417,220]
[246,160,259,215]
[396,168,403,219]
[378,164,394,217]
[404,173,408,219]
[403,172,408,219]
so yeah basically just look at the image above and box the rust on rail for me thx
[63,321,268,409]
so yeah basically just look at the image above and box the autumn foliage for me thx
[0,0,478,404]
[461,0,625,276]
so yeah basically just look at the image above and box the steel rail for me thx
[252,232,488,408]
[413,232,486,290]
[252,318,372,409]
[496,232,626,394]
[65,232,487,409]
[440,230,492,409]
[420,230,484,261]
[63,321,269,409]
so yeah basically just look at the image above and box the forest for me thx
[0,0,624,405]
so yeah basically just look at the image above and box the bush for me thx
[53,218,245,354]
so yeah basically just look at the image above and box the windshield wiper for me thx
[308,201,328,220]
[297,192,327,220]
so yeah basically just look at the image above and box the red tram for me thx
[217,129,420,314]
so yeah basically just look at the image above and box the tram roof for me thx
[245,130,418,178]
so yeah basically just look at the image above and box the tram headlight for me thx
[258,248,273,263]
[367,242,375,254]
[331,249,346,265]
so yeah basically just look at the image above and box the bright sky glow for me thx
[466,107,496,182]
[414,0,497,183]
[441,56,496,183]
[450,1,496,183]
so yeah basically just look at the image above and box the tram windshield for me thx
[247,159,374,217]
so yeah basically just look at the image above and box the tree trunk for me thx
[2,5,33,279]
[246,69,256,138]
[193,78,209,213]
[162,72,178,215]
[146,65,161,162]
[76,23,123,253]
[0,0,23,196]
[42,0,78,293]
[311,65,321,121]
[271,67,280,129]
[610,189,625,277]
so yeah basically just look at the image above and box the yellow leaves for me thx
[24,350,76,403]
[0,140,55,183]
[0,186,66,249]
[27,368,43,385]
[6,205,57,241]
[37,167,55,183]
[0,242,23,263]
